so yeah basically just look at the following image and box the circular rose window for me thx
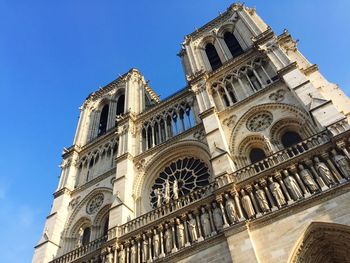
[150,158,210,208]
[246,111,273,132]
[86,193,104,214]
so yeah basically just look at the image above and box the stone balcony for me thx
[50,119,350,263]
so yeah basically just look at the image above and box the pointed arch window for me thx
[98,104,109,136]
[224,32,243,58]
[116,94,125,115]
[205,43,222,71]
[82,227,91,246]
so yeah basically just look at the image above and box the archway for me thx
[288,222,350,263]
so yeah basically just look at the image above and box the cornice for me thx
[53,187,71,199]
[252,27,274,46]
[116,152,134,163]
[199,106,216,119]
[302,64,319,76]
[277,61,298,76]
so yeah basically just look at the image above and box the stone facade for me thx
[33,3,350,263]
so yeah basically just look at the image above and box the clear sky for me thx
[0,1,349,262]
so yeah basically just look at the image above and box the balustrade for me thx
[51,120,350,263]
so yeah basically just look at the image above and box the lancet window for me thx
[116,94,125,116]
[97,104,109,137]
[223,32,243,58]
[211,57,277,110]
[140,100,195,152]
[205,43,222,71]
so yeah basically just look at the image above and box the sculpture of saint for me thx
[240,189,255,219]
[268,177,286,208]
[254,184,270,212]
[200,207,211,238]
[187,213,198,242]
[212,203,223,231]
[299,164,318,193]
[314,157,335,186]
[224,194,238,224]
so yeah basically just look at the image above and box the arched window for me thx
[205,43,222,71]
[281,131,302,148]
[98,104,109,136]
[249,148,266,163]
[224,32,243,58]
[82,227,91,246]
[116,94,125,115]
[103,216,109,236]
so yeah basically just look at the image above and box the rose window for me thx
[86,193,104,214]
[246,111,273,132]
[150,158,210,208]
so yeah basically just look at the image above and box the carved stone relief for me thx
[86,193,104,214]
[246,111,273,132]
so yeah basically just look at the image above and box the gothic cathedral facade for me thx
[33,3,350,263]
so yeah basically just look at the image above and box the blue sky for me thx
[0,1,349,262]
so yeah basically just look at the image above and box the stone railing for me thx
[51,119,350,263]
[50,235,107,263]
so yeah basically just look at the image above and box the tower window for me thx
[98,104,109,136]
[205,43,222,71]
[249,148,266,163]
[281,131,302,148]
[116,94,125,115]
[224,32,243,58]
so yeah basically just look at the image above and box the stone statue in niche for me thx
[283,171,303,200]
[331,149,350,178]
[314,157,335,186]
[164,224,173,254]
[212,202,223,231]
[154,188,162,208]
[164,180,170,204]
[130,240,137,263]
[299,164,319,193]
[224,194,238,223]
[142,234,148,263]
[240,189,255,219]
[153,229,160,258]
[173,179,179,200]
[176,218,185,248]
[118,245,125,263]
[254,184,270,212]
[268,177,286,208]
[104,247,113,263]
[77,227,84,247]
[188,213,198,242]
[200,207,211,238]
[263,135,274,153]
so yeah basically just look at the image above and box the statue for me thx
[212,203,223,231]
[130,240,137,263]
[164,180,170,204]
[187,213,198,242]
[240,189,255,219]
[173,179,179,200]
[104,247,113,263]
[332,149,350,178]
[299,164,319,193]
[176,218,185,248]
[254,184,270,212]
[164,224,173,254]
[77,227,84,247]
[224,194,238,223]
[118,245,125,263]
[268,177,286,208]
[314,157,335,186]
[142,234,149,263]
[263,135,274,153]
[154,188,162,208]
[200,207,211,238]
[153,229,160,258]
[283,172,303,200]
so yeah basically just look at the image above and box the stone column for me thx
[206,204,216,236]
[216,195,230,228]
[158,226,165,258]
[147,231,153,263]
[246,185,261,217]
[170,221,178,253]
[194,210,204,241]
[231,189,245,221]
[181,214,190,247]
[305,159,328,191]
[136,236,141,263]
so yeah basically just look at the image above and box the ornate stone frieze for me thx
[269,89,286,102]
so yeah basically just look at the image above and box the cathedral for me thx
[33,3,350,263]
